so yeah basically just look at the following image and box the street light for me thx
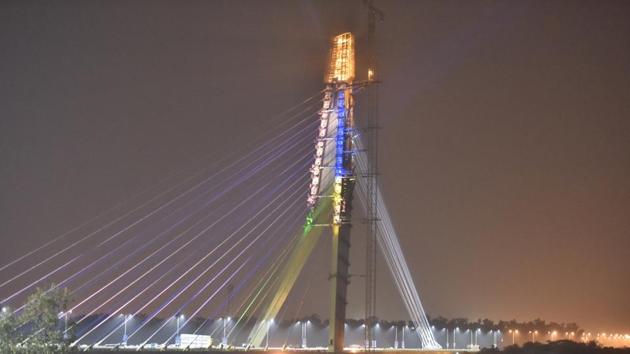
[444,328,449,349]
[402,325,407,349]
[508,329,518,345]
[222,317,230,345]
[175,314,184,347]
[302,320,309,348]
[454,327,460,349]
[528,330,538,342]
[266,319,273,348]
[121,314,130,346]
[61,310,72,341]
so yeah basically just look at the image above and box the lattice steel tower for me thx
[364,1,383,349]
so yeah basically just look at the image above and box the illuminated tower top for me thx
[325,32,355,83]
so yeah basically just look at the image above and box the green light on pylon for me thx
[303,193,331,235]
[304,211,314,234]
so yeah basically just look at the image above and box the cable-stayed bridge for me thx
[0,28,471,353]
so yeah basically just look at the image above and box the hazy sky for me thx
[1,1,629,333]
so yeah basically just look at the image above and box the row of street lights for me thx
[508,329,540,345]
[0,304,537,349]
[3,305,620,349]
[437,326,501,349]
[27,309,581,350]
[175,314,231,347]
[350,323,503,349]
[507,329,578,344]
[113,317,502,349]
[117,313,224,348]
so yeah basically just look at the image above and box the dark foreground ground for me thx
[82,342,630,354]
[85,351,456,354]
[481,341,630,354]
[81,342,630,354]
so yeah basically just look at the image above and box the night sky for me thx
[1,1,629,333]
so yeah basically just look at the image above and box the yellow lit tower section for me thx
[306,32,356,353]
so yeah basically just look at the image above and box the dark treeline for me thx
[426,316,582,334]
[198,314,580,334]
[482,341,630,354]
[278,314,583,335]
[69,312,584,338]
[75,312,582,335]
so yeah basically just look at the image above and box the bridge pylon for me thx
[320,32,356,353]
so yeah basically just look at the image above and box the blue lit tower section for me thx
[328,79,355,354]
[332,87,353,226]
